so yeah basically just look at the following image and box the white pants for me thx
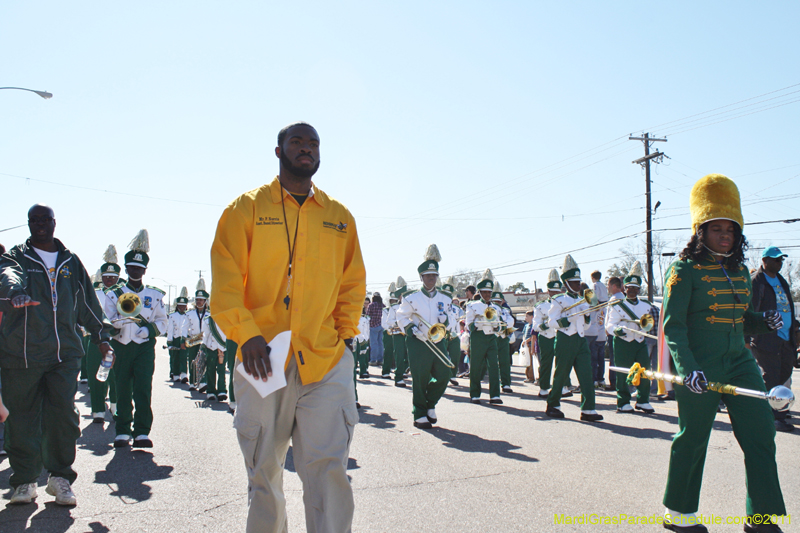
[233,350,358,533]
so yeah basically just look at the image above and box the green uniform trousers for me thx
[469,330,499,399]
[226,339,238,402]
[186,345,202,384]
[1,358,81,487]
[446,336,460,378]
[497,336,511,388]
[538,335,555,390]
[355,340,370,377]
[394,335,408,383]
[381,332,395,376]
[406,335,450,420]
[663,333,785,517]
[547,332,595,410]
[613,337,650,407]
[169,342,185,377]
[112,339,156,437]
[204,347,227,395]
[86,339,117,414]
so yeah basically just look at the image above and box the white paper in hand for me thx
[236,330,292,398]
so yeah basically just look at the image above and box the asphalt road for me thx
[1,346,798,532]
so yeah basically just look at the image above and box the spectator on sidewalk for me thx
[749,246,797,433]
[367,293,385,365]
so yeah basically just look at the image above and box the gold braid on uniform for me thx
[665,267,681,298]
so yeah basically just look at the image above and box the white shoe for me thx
[561,387,570,395]
[217,392,228,401]
[114,434,131,448]
[10,483,37,504]
[79,379,88,384]
[538,388,550,397]
[207,393,217,401]
[46,476,76,506]
[228,401,237,413]
[172,375,181,382]
[180,373,188,383]
[413,416,432,429]
[109,403,117,414]
[617,404,634,413]
[198,382,208,393]
[189,384,197,391]
[665,508,699,527]
[635,403,655,414]
[427,409,437,424]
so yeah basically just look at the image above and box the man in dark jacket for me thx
[0,204,114,506]
[749,246,797,433]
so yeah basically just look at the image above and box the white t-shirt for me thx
[33,247,59,306]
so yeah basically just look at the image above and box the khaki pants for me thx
[233,350,358,533]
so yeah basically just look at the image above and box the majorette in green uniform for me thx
[380,282,398,379]
[440,276,463,383]
[465,270,504,404]
[87,245,122,422]
[532,269,563,398]
[661,174,786,532]
[491,291,516,393]
[395,245,453,429]
[605,261,655,414]
[393,276,410,387]
[544,255,602,422]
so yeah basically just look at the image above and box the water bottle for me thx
[96,351,114,382]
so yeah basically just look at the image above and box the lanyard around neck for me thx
[280,188,301,310]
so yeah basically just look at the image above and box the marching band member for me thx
[202,311,228,402]
[661,175,785,532]
[441,277,462,385]
[491,292,516,394]
[104,230,168,448]
[395,245,452,429]
[380,282,398,379]
[545,255,602,422]
[605,262,655,414]
[356,307,371,379]
[87,246,122,422]
[533,269,562,398]
[166,287,189,383]
[185,279,209,390]
[393,276,410,388]
[465,275,503,405]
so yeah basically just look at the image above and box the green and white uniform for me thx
[396,287,452,421]
[104,282,168,438]
[533,298,556,394]
[465,297,502,400]
[202,314,228,397]
[606,295,653,409]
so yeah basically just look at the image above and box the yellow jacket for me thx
[210,176,366,384]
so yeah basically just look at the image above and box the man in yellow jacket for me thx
[211,122,366,533]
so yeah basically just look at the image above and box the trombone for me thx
[562,298,621,320]
[561,289,594,313]
[112,293,143,325]
[616,325,658,340]
[622,313,655,332]
[409,313,455,368]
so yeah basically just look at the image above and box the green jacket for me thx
[0,238,114,367]
[661,255,769,376]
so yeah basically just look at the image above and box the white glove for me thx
[135,327,150,340]
[412,326,428,342]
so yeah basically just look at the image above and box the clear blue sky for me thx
[2,1,798,299]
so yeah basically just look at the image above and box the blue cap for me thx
[762,246,788,259]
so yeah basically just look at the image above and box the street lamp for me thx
[0,87,53,99]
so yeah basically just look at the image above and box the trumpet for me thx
[410,313,454,368]
[112,293,143,325]
[561,289,594,313]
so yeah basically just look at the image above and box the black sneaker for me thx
[489,397,503,405]
[545,406,564,418]
[580,411,603,422]
[775,420,795,433]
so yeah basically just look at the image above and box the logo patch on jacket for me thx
[144,296,152,309]
[323,221,348,233]
[59,266,71,278]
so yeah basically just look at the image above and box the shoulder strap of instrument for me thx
[615,299,639,321]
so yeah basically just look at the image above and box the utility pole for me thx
[630,133,667,301]
[195,270,204,280]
